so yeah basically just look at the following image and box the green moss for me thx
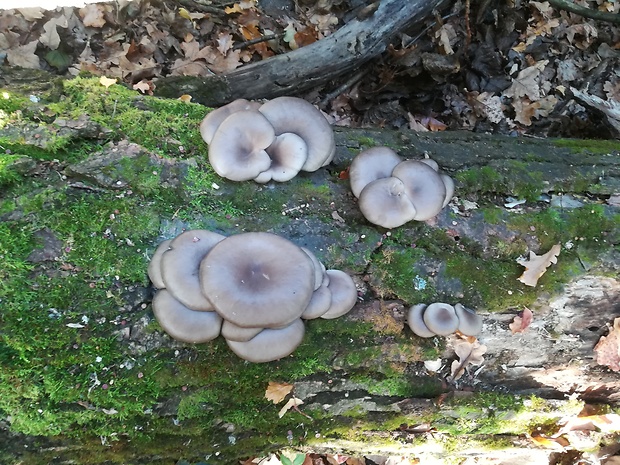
[455,166,503,195]
[554,138,620,154]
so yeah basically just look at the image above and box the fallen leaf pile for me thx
[517,244,561,287]
[593,317,620,371]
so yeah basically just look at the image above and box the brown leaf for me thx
[517,244,561,287]
[80,3,107,28]
[593,317,620,371]
[504,61,547,101]
[509,307,533,333]
[265,381,293,404]
[530,433,569,450]
[449,339,487,382]
[278,396,303,418]
[99,76,117,88]
[39,15,68,50]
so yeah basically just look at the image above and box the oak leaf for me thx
[7,40,40,69]
[504,61,548,101]
[509,307,533,333]
[449,339,487,382]
[593,317,620,371]
[517,244,561,287]
[40,15,69,50]
[278,397,303,418]
[80,4,107,28]
[265,381,293,404]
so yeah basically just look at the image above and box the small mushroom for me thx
[454,303,483,336]
[320,270,358,319]
[301,247,326,291]
[254,132,308,183]
[423,303,459,336]
[391,160,447,221]
[407,303,435,338]
[258,96,335,171]
[200,232,315,328]
[208,110,275,181]
[349,146,402,198]
[147,239,172,289]
[358,177,417,229]
[160,229,225,311]
[152,290,222,343]
[200,98,262,144]
[226,318,305,363]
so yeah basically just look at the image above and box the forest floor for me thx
[1,1,620,465]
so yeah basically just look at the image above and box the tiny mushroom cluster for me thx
[349,147,455,228]
[407,302,483,338]
[200,97,336,183]
[148,229,358,362]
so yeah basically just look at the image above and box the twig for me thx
[404,12,458,48]
[175,0,228,15]
[232,33,285,51]
[318,70,366,109]
[547,0,620,25]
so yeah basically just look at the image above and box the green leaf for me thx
[44,49,72,71]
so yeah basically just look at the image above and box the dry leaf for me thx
[133,80,152,94]
[99,76,118,88]
[7,40,40,69]
[517,244,561,287]
[40,15,69,50]
[265,381,293,404]
[449,339,487,382]
[80,3,107,28]
[509,307,533,333]
[593,317,620,371]
[555,413,620,436]
[278,397,303,418]
[178,94,192,103]
[504,61,548,101]
[530,433,569,450]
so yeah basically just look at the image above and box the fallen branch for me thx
[547,0,620,25]
[154,0,444,106]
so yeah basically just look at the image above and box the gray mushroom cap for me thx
[152,290,222,343]
[147,239,172,289]
[208,110,275,181]
[254,132,308,183]
[454,303,483,336]
[200,232,315,328]
[301,247,326,290]
[407,303,436,338]
[440,174,455,208]
[258,96,335,172]
[391,160,447,221]
[161,229,225,311]
[358,177,417,229]
[200,98,262,144]
[301,275,332,319]
[349,147,403,198]
[221,320,264,342]
[423,302,459,336]
[226,318,305,363]
[320,270,358,319]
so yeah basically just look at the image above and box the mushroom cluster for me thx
[148,229,357,362]
[407,302,483,338]
[200,97,336,183]
[349,147,455,228]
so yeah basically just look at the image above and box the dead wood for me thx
[153,0,445,106]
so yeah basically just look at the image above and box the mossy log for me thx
[0,75,619,464]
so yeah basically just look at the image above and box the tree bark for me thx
[153,0,445,105]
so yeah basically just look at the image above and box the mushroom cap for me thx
[200,98,262,144]
[221,320,264,342]
[320,269,358,319]
[301,247,326,291]
[391,160,447,221]
[301,276,332,319]
[152,290,222,343]
[440,173,455,209]
[358,177,417,229]
[254,132,308,183]
[420,158,439,171]
[208,110,275,181]
[259,96,334,172]
[423,303,459,336]
[454,303,483,336]
[349,147,403,198]
[407,304,435,338]
[226,318,305,363]
[200,232,315,328]
[161,229,225,311]
[147,239,172,289]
